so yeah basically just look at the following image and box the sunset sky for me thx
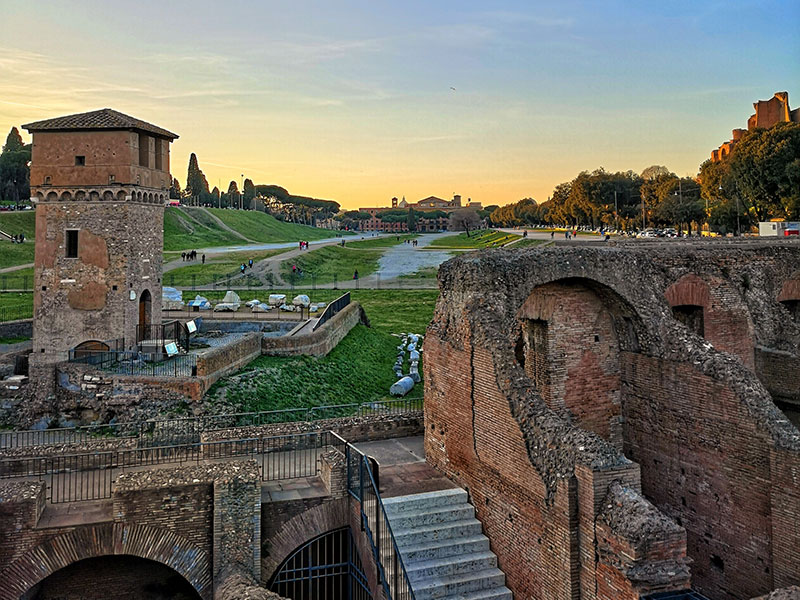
[1,0,798,209]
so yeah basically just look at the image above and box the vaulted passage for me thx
[268,527,371,600]
[23,555,201,600]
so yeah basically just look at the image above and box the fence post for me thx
[375,479,381,584]
[377,272,380,289]
[333,273,338,290]
[191,274,196,290]
[23,275,29,291]
[359,458,364,528]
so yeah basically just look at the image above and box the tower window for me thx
[43,176,51,185]
[65,230,79,258]
[108,174,115,184]
[75,156,86,166]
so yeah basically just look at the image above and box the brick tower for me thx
[22,109,178,382]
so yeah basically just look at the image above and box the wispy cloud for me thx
[478,11,574,28]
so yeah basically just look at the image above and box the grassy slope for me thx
[0,242,34,269]
[164,248,288,286]
[428,229,520,249]
[346,234,417,248]
[509,238,548,248]
[280,245,384,285]
[163,208,233,251]
[208,209,332,243]
[0,212,36,238]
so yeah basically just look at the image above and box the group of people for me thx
[10,233,24,243]
[298,241,310,250]
[240,258,254,274]
[181,250,203,263]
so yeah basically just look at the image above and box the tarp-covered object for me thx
[245,299,261,307]
[162,287,184,310]
[280,304,296,312]
[187,295,211,310]
[252,303,271,312]
[293,294,310,307]
[390,376,415,396]
[268,294,286,306]
[222,290,241,306]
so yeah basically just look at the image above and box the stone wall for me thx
[261,302,368,357]
[0,319,32,340]
[196,332,262,384]
[425,241,800,600]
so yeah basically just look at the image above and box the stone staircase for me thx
[383,488,512,600]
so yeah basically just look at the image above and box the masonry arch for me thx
[0,522,212,600]
[139,288,152,329]
[102,190,113,201]
[514,277,645,448]
[777,274,800,325]
[116,190,127,201]
[24,555,201,600]
[47,191,58,201]
[74,190,86,201]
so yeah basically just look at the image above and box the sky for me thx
[0,0,798,209]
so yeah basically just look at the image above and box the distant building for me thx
[711,91,800,162]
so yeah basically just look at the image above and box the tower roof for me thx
[22,108,178,140]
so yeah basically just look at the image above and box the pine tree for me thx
[2,127,24,153]
[243,178,255,209]
[185,153,209,201]
[0,127,30,203]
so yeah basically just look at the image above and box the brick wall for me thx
[196,332,261,381]
[261,302,368,357]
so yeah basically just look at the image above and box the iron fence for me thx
[67,349,197,377]
[0,396,422,450]
[0,274,32,292]
[136,320,190,351]
[0,303,33,323]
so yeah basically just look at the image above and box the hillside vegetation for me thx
[428,229,520,249]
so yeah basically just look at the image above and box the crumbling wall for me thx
[425,241,800,600]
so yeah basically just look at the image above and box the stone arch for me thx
[262,498,349,582]
[117,190,127,201]
[0,522,212,600]
[102,190,114,201]
[665,273,754,368]
[89,190,100,201]
[34,191,44,202]
[47,191,58,201]
[136,191,142,201]
[777,274,800,324]
[74,190,86,201]
[148,192,154,202]
[515,277,645,447]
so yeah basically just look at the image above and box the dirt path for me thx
[184,207,255,243]
[0,263,33,273]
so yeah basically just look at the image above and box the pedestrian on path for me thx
[248,258,254,269]
[353,269,358,280]
[201,254,205,264]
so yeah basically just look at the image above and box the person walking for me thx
[181,252,186,261]
[201,254,205,264]
[353,269,358,280]
[248,258,253,269]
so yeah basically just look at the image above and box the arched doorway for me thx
[25,555,201,600]
[139,289,152,329]
[268,527,371,600]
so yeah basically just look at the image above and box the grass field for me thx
[346,234,417,248]
[0,212,35,239]
[0,242,34,269]
[508,238,549,248]
[280,245,384,285]
[428,229,520,249]
[207,208,333,244]
[164,208,234,251]
[164,248,288,286]
[206,324,419,413]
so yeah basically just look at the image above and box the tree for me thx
[449,208,482,236]
[407,207,416,232]
[728,122,800,221]
[0,127,30,204]
[169,177,182,200]
[641,165,671,181]
[185,153,209,202]
[226,181,240,209]
[243,178,256,209]
[210,186,221,208]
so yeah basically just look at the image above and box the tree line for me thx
[491,122,800,234]
[0,128,31,205]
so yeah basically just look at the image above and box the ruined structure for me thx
[424,241,800,600]
[22,109,178,396]
[711,91,800,161]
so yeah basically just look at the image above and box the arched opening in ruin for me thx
[671,304,705,337]
[22,555,201,600]
[516,277,643,449]
[71,339,110,358]
[268,527,372,600]
[139,289,152,329]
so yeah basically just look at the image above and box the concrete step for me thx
[449,588,513,600]
[412,568,507,600]
[393,518,483,547]
[383,488,468,514]
[400,535,491,562]
[406,551,497,582]
[388,504,475,530]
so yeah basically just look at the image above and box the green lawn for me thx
[509,238,549,248]
[207,209,332,244]
[428,230,520,249]
[0,292,33,321]
[0,212,36,239]
[280,245,384,285]
[0,241,34,269]
[346,234,417,248]
[206,324,421,413]
[0,267,34,290]
[164,248,288,286]
[164,208,235,251]
[198,288,439,335]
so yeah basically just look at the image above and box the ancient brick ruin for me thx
[424,240,800,600]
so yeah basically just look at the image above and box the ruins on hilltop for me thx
[711,91,800,161]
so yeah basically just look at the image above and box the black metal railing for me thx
[67,349,197,377]
[349,446,416,600]
[136,320,190,351]
[0,396,422,449]
[0,274,33,292]
[313,292,350,331]
[0,303,33,323]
